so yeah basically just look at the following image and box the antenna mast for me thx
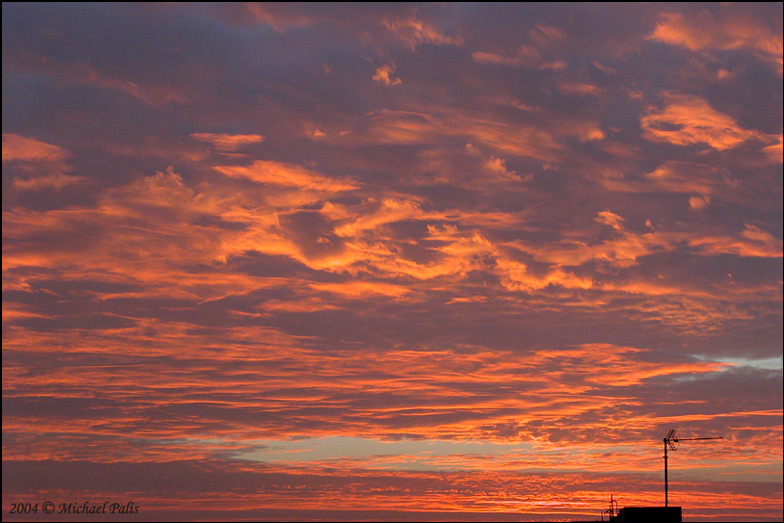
[663,429,723,507]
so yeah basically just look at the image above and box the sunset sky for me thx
[2,3,782,521]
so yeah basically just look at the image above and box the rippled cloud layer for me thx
[3,3,782,521]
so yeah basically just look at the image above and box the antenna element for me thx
[663,429,723,507]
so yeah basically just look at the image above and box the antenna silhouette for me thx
[663,429,723,507]
[601,494,618,521]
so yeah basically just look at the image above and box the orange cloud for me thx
[190,133,264,152]
[2,133,83,190]
[600,159,777,210]
[412,144,531,188]
[689,224,783,258]
[310,281,411,299]
[372,63,402,86]
[515,344,732,390]
[557,81,604,98]
[2,133,69,163]
[382,14,462,49]
[689,194,711,211]
[472,24,568,71]
[357,108,565,162]
[213,160,360,192]
[472,46,541,68]
[496,259,593,292]
[529,25,568,48]
[481,155,526,182]
[641,93,761,150]
[595,210,625,230]
[11,173,84,191]
[761,134,783,163]
[650,11,783,73]
[242,3,314,31]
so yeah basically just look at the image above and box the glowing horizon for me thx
[3,3,782,522]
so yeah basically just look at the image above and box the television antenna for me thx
[663,429,723,507]
[601,494,618,521]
